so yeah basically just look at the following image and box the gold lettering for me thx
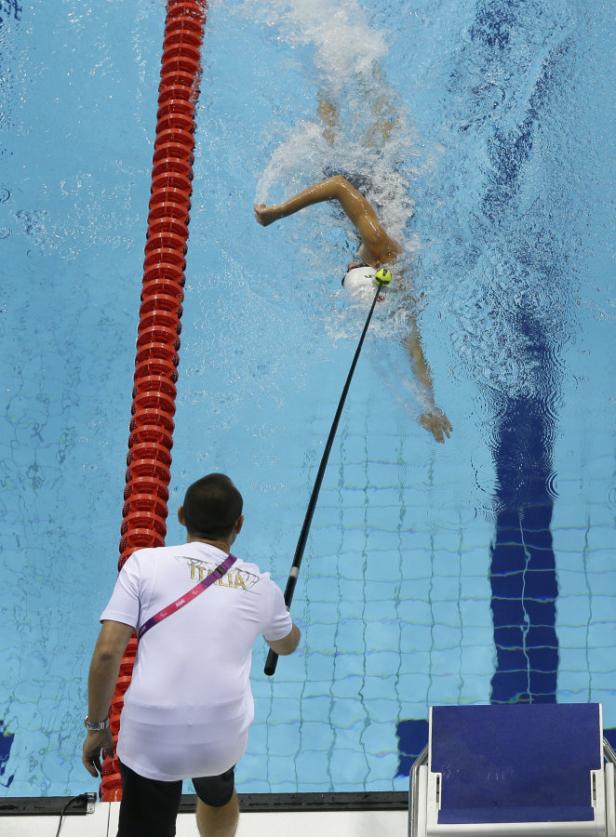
[233,572,247,590]
[188,560,210,581]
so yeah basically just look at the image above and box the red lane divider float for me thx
[100,0,208,802]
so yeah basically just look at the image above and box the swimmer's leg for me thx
[358,64,401,147]
[365,106,400,146]
[318,93,339,145]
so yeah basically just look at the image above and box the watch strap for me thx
[84,716,109,731]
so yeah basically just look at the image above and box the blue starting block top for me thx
[430,703,602,825]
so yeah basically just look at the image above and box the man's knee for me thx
[196,790,237,812]
[193,767,235,807]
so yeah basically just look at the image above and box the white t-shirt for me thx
[99,541,292,780]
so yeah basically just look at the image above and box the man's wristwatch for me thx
[84,716,110,732]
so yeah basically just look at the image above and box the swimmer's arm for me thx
[404,312,435,396]
[404,311,452,443]
[255,176,401,261]
[87,620,134,722]
[267,623,301,656]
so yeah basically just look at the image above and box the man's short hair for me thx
[183,474,243,539]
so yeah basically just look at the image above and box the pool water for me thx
[1,0,615,797]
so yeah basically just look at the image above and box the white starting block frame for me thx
[409,704,616,837]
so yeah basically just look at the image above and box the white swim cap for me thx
[342,265,381,302]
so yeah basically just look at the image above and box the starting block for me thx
[409,704,616,836]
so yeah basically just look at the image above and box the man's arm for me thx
[86,620,134,722]
[82,620,133,778]
[267,623,301,656]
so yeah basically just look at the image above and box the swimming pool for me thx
[1,0,615,798]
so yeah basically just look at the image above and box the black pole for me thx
[265,276,389,676]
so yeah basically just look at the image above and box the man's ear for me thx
[178,506,186,526]
[235,514,244,535]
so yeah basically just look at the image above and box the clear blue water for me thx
[1,0,615,797]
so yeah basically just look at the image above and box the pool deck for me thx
[1,805,408,836]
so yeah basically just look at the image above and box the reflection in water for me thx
[490,390,558,704]
[463,0,574,703]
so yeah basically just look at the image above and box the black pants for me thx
[117,760,235,837]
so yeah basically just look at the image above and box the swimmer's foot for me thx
[254,204,279,226]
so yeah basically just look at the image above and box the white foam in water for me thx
[241,0,388,90]
[256,123,417,256]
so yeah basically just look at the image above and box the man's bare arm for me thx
[87,620,134,722]
[267,624,301,656]
[82,620,134,778]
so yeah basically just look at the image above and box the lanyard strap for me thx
[138,553,237,639]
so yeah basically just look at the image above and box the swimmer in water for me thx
[255,175,452,444]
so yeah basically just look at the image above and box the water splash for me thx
[236,0,388,91]
[256,121,417,254]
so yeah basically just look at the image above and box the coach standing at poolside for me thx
[82,473,300,837]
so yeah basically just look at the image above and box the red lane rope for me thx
[100,0,207,802]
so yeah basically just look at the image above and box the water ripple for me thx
[545,471,558,501]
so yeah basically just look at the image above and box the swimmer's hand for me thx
[419,408,452,444]
[254,203,278,226]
